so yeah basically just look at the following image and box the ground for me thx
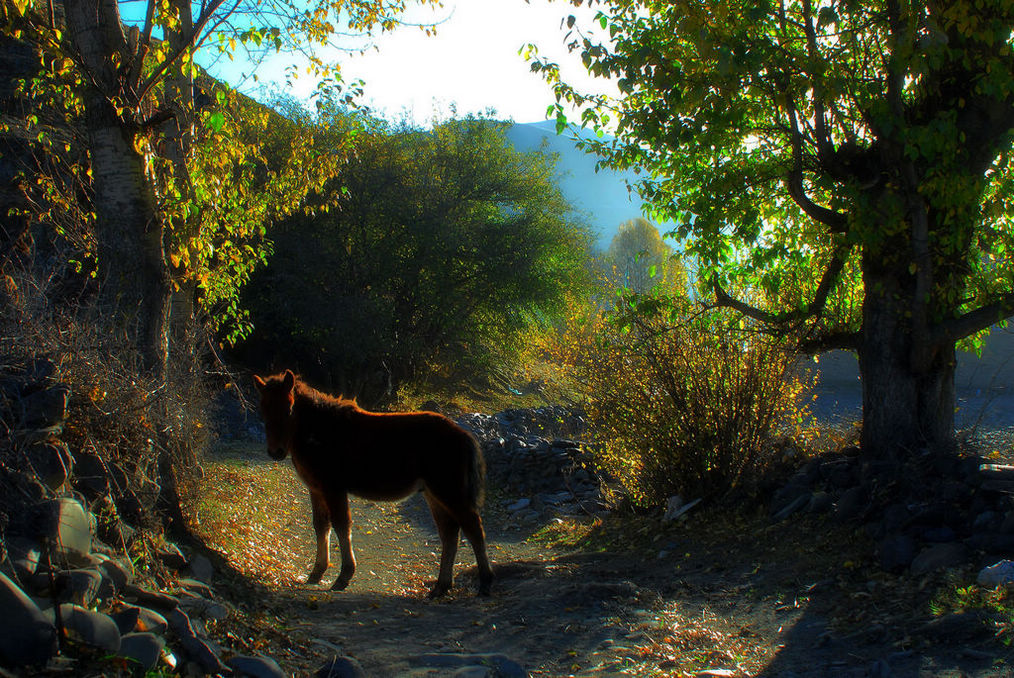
[192,442,1014,677]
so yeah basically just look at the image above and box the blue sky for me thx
[197,0,612,124]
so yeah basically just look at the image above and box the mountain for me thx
[506,120,656,248]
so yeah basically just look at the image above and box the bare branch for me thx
[935,294,1014,345]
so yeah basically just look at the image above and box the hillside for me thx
[506,120,661,248]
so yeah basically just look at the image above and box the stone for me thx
[119,632,165,673]
[0,572,57,667]
[879,534,917,573]
[964,533,1014,552]
[807,491,833,514]
[55,568,103,607]
[922,526,957,543]
[110,606,142,634]
[72,450,111,499]
[315,655,367,678]
[166,607,229,675]
[47,604,121,653]
[773,493,810,522]
[6,537,41,581]
[177,577,214,599]
[33,497,93,564]
[20,383,69,428]
[158,543,188,570]
[177,590,229,621]
[409,653,526,678]
[977,560,1014,588]
[26,440,72,490]
[228,655,286,678]
[910,543,969,576]
[123,584,179,611]
[506,498,531,513]
[99,558,133,592]
[834,486,869,523]
[186,554,215,584]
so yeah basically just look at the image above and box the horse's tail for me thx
[465,432,486,510]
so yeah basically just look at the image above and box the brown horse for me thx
[253,370,493,597]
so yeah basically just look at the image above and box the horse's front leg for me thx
[306,491,331,585]
[327,492,356,591]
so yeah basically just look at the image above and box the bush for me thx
[546,286,811,507]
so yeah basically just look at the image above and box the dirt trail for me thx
[199,446,1014,677]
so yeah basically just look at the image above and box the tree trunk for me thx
[859,262,956,458]
[63,0,171,377]
[84,95,171,376]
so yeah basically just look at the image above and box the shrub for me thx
[547,285,811,507]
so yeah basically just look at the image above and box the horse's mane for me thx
[292,375,360,412]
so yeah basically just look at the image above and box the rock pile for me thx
[456,407,609,525]
[768,445,1014,575]
[0,358,297,676]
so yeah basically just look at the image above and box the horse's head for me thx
[253,370,297,460]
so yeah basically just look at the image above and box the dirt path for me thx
[197,445,1014,677]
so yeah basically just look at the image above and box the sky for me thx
[198,0,613,124]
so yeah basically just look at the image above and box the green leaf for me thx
[206,111,226,133]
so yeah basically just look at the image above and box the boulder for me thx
[315,655,367,678]
[910,543,969,576]
[25,439,72,490]
[46,603,120,653]
[32,497,93,564]
[118,632,165,673]
[0,572,57,667]
[228,655,286,678]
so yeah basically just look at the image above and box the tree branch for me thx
[797,330,861,354]
[935,294,1014,345]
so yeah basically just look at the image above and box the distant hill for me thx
[506,121,657,248]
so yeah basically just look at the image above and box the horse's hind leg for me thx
[327,492,356,591]
[306,491,331,585]
[424,494,460,598]
[455,506,494,596]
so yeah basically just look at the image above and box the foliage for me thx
[529,0,1014,454]
[238,112,595,401]
[544,286,810,506]
[603,217,682,293]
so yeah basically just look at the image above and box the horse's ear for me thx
[253,375,266,392]
[283,370,295,391]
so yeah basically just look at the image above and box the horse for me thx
[253,370,493,597]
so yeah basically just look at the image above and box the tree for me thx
[239,113,594,401]
[606,217,674,292]
[531,0,1014,457]
[2,0,435,375]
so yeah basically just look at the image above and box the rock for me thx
[773,493,810,522]
[33,497,93,564]
[55,568,103,607]
[0,572,57,667]
[166,607,230,675]
[26,439,72,490]
[834,486,869,522]
[6,537,41,581]
[123,584,180,611]
[664,497,702,522]
[20,383,69,428]
[46,604,120,653]
[910,543,969,576]
[506,498,531,513]
[110,606,141,634]
[977,560,1014,588]
[409,653,527,678]
[186,554,215,584]
[72,450,111,499]
[807,491,833,514]
[118,632,165,673]
[158,543,188,570]
[177,577,214,599]
[315,655,367,678]
[879,534,917,573]
[177,590,229,621]
[228,655,286,678]
[922,526,956,543]
[99,558,133,593]
[964,533,1014,552]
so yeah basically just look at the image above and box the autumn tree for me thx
[606,217,675,292]
[1,0,435,375]
[239,113,594,401]
[532,0,1014,457]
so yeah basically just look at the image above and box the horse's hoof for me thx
[427,583,451,598]
[477,584,492,597]
[330,578,350,591]
[306,573,324,585]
